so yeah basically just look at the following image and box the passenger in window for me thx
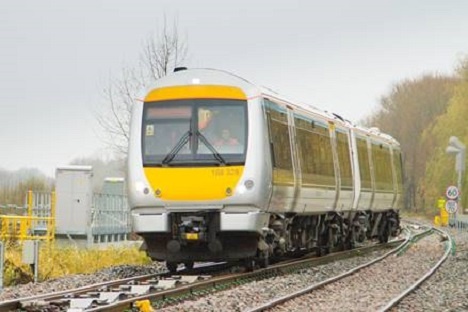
[214,128,239,146]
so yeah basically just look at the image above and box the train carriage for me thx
[127,68,402,271]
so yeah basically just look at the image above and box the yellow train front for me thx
[128,68,403,271]
[127,68,272,270]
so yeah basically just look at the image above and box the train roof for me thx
[148,68,399,146]
[150,69,342,119]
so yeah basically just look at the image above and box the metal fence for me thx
[1,191,132,244]
[448,214,468,231]
[0,191,55,241]
[90,193,131,243]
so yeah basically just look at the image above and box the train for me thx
[127,68,402,272]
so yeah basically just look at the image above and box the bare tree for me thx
[97,18,188,156]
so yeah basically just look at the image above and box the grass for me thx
[2,240,152,286]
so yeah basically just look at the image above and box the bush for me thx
[2,241,151,286]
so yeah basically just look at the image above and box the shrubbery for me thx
[2,240,151,286]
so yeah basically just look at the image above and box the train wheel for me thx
[345,226,356,250]
[316,222,330,257]
[258,250,269,269]
[166,262,178,273]
[379,226,390,243]
[316,234,330,256]
[378,219,390,243]
[243,258,256,272]
[184,261,194,270]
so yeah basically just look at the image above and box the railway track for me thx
[0,262,229,312]
[246,224,452,312]
[0,234,409,312]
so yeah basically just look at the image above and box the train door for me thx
[287,107,303,213]
[328,122,340,210]
[367,137,376,209]
[370,140,394,210]
[334,126,354,211]
[349,129,361,209]
[354,134,373,210]
[263,98,295,213]
[294,112,337,214]
[390,147,404,209]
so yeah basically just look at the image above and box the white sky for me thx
[1,0,468,177]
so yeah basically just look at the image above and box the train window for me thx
[144,106,192,158]
[263,99,294,185]
[142,99,247,166]
[356,136,372,190]
[372,142,393,191]
[336,130,353,189]
[294,113,335,188]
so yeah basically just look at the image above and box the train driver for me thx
[214,128,240,146]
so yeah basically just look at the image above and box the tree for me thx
[421,57,468,211]
[364,74,457,210]
[97,18,188,156]
[0,169,52,207]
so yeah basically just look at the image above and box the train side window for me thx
[294,113,335,188]
[263,99,294,185]
[356,136,372,190]
[336,130,353,189]
[372,142,393,192]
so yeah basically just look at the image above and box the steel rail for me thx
[245,226,431,312]
[378,226,453,311]
[0,262,228,312]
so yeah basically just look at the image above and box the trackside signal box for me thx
[55,166,93,236]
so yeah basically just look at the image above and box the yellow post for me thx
[19,216,28,240]
[438,197,448,226]
[26,190,34,237]
[50,191,56,241]
[27,190,33,217]
[0,217,6,240]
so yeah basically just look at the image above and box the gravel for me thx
[269,233,444,312]
[157,249,393,312]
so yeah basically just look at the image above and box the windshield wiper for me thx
[196,130,227,165]
[161,130,192,165]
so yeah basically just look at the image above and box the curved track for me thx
[246,224,451,312]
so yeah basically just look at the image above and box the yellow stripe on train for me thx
[144,85,247,102]
[143,166,245,200]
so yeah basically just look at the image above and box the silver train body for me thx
[127,68,402,269]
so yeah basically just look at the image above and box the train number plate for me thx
[185,233,199,240]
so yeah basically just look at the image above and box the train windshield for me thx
[142,99,248,166]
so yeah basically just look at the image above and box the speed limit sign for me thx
[446,186,459,200]
[445,200,458,214]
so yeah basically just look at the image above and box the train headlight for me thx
[244,179,255,190]
[135,181,150,195]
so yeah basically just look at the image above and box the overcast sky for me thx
[1,0,468,177]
